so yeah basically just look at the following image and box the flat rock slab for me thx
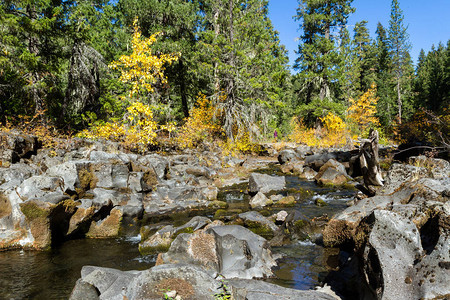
[248,173,285,195]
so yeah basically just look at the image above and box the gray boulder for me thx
[248,173,285,195]
[227,279,338,300]
[237,211,279,237]
[127,264,222,300]
[69,279,100,300]
[314,159,350,186]
[46,161,92,194]
[208,225,277,279]
[408,155,450,179]
[73,266,140,300]
[160,225,277,280]
[361,210,450,300]
[299,166,318,180]
[304,152,338,171]
[277,149,299,165]
[0,131,39,165]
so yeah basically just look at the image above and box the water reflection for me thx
[0,238,155,299]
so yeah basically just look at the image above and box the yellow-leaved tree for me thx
[347,83,380,135]
[77,18,179,152]
[289,113,347,148]
[176,93,223,148]
[109,17,179,98]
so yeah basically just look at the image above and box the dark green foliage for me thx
[414,42,450,112]
[294,0,355,103]
[387,0,414,123]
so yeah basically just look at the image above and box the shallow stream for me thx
[0,172,355,299]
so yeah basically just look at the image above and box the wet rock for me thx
[19,198,78,249]
[69,279,100,300]
[227,279,338,300]
[74,266,141,300]
[249,192,273,209]
[248,173,285,195]
[139,225,175,255]
[237,211,279,238]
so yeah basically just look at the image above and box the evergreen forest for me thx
[0,0,449,153]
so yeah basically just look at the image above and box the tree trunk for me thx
[396,76,402,124]
[26,4,44,117]
[225,0,236,141]
[213,4,220,100]
[178,59,189,118]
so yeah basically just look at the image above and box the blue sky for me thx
[268,0,450,70]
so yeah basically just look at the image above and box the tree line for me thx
[0,0,448,146]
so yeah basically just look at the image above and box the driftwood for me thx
[350,129,384,196]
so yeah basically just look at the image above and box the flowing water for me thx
[0,172,355,299]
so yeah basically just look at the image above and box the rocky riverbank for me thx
[1,130,449,299]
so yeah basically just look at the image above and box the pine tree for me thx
[374,22,396,129]
[294,0,355,103]
[198,0,290,140]
[414,43,449,112]
[353,20,376,94]
[387,0,411,123]
[336,26,358,102]
[0,0,66,119]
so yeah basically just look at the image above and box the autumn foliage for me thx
[289,113,348,148]
[109,17,179,98]
[176,93,223,149]
[347,84,380,135]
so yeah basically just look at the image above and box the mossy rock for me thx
[172,227,194,240]
[0,192,12,219]
[20,200,52,220]
[139,243,171,256]
[78,168,98,191]
[19,200,53,250]
[274,196,296,207]
[315,198,328,207]
[86,209,122,238]
[213,208,242,220]
[294,219,308,230]
[244,221,275,238]
[170,211,191,227]
[208,201,228,209]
